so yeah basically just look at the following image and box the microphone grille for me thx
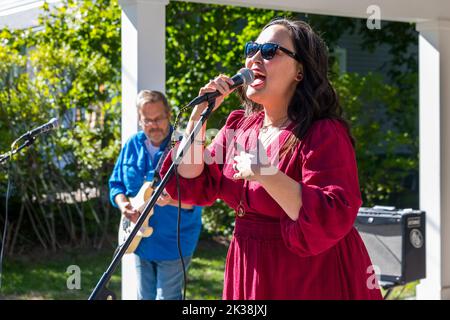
[49,117,59,129]
[238,68,254,85]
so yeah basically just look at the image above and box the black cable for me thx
[172,105,190,134]
[174,165,187,300]
[0,137,36,289]
[168,104,201,301]
[0,158,12,289]
[383,287,394,300]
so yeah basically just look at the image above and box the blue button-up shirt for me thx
[109,129,202,260]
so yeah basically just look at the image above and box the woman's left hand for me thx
[232,151,258,181]
[232,144,277,181]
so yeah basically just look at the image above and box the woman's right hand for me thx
[190,74,235,121]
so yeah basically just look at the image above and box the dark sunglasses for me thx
[244,41,301,63]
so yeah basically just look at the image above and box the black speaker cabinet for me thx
[354,206,426,285]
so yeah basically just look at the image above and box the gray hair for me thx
[136,90,170,113]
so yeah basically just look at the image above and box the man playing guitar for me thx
[109,90,202,300]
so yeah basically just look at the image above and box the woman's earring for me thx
[295,72,303,82]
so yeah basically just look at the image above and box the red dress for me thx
[160,110,382,300]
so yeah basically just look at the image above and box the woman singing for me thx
[160,18,382,300]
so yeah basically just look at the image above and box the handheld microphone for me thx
[23,118,59,139]
[187,68,254,107]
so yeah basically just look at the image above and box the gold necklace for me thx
[259,116,290,133]
[259,126,281,147]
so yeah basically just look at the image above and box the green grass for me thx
[0,239,227,300]
[0,238,417,300]
[185,238,228,300]
[0,245,122,299]
[381,281,418,300]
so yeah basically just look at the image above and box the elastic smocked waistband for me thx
[233,213,283,241]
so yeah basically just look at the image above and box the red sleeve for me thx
[280,119,362,257]
[160,109,245,206]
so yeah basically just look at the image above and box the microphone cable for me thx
[170,101,202,301]
[174,165,187,300]
[171,105,190,301]
[0,124,58,289]
[0,158,11,289]
[0,138,19,289]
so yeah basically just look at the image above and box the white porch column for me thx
[416,20,450,300]
[118,0,168,300]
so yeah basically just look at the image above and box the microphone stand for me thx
[1,119,59,164]
[88,96,216,300]
[0,136,37,165]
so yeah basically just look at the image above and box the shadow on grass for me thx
[186,239,228,300]
[0,238,228,300]
[0,238,418,300]
[0,245,122,300]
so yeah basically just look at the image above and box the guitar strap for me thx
[152,144,171,186]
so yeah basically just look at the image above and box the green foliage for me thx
[0,0,121,252]
[334,72,418,207]
[0,1,418,246]
[166,3,297,238]
[166,3,418,237]
[166,2,294,129]
[201,200,236,239]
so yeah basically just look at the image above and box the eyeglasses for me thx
[244,41,301,63]
[140,116,168,126]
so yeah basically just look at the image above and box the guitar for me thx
[118,145,170,254]
[118,179,156,254]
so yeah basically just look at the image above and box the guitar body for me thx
[118,181,155,254]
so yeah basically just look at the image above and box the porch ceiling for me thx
[175,0,450,23]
